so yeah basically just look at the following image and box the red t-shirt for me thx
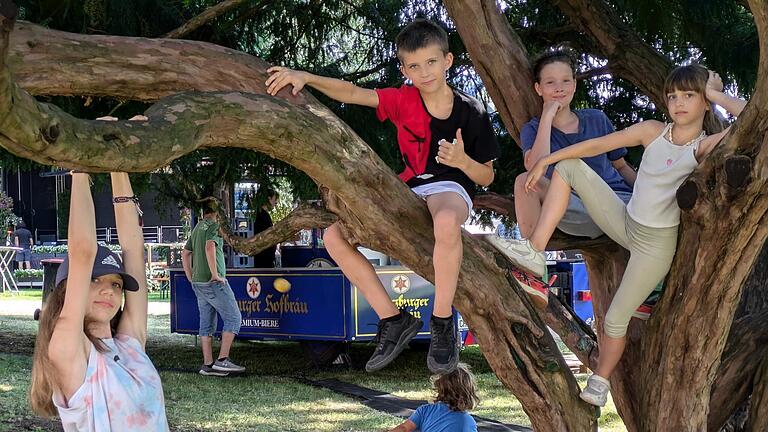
[375,85,500,199]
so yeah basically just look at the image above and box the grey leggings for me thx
[555,159,678,338]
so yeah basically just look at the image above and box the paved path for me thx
[0,299,170,316]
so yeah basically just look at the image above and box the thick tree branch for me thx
[7,21,278,102]
[541,294,599,370]
[550,0,673,109]
[0,18,595,432]
[219,203,338,255]
[473,192,516,219]
[443,0,541,145]
[163,0,253,39]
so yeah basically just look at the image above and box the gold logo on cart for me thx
[392,275,410,294]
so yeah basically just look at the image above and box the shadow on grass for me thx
[0,313,626,431]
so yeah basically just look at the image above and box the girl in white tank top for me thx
[489,65,747,407]
[30,116,169,431]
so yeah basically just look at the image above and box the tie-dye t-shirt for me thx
[53,334,169,431]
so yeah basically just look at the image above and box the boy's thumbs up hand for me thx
[436,129,469,170]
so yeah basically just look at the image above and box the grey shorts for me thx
[558,191,633,239]
[15,249,32,262]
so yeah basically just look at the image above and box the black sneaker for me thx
[427,315,460,374]
[365,311,423,372]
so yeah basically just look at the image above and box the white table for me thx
[0,246,22,294]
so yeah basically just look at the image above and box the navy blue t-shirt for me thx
[408,402,477,432]
[520,109,632,193]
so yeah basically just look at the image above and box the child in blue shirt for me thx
[487,47,636,284]
[389,363,479,432]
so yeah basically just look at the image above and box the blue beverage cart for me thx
[169,266,471,343]
[547,260,594,326]
[170,234,593,357]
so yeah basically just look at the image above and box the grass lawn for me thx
[0,288,42,301]
[0,312,626,431]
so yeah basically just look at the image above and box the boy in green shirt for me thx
[182,203,245,376]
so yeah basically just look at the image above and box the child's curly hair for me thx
[432,362,479,412]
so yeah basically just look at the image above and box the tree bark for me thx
[550,0,673,109]
[442,0,541,147]
[219,203,338,255]
[0,10,596,431]
[747,353,768,431]
[448,0,768,430]
[7,21,275,101]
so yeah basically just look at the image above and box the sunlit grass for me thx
[0,313,627,431]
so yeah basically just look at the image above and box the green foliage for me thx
[13,269,44,279]
[14,0,761,218]
[0,190,21,229]
[31,242,120,254]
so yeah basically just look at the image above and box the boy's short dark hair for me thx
[201,200,217,216]
[532,45,578,83]
[395,19,449,60]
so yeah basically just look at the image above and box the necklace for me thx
[667,123,706,147]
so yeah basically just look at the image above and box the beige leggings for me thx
[554,159,678,338]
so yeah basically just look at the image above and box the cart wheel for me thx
[33,308,41,321]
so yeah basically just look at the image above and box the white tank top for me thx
[626,123,701,228]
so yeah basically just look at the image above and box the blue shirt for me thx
[520,109,632,193]
[409,402,477,432]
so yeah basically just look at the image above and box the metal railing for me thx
[60,225,185,244]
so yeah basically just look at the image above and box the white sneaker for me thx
[580,374,610,407]
[485,236,546,278]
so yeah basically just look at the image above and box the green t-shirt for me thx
[184,218,226,282]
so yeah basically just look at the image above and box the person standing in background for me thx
[13,221,34,269]
[253,189,279,268]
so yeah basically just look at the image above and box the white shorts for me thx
[410,181,473,219]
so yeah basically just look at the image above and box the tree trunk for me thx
[447,0,768,430]
[442,0,540,147]
[747,353,768,431]
[0,10,596,431]
[708,242,768,430]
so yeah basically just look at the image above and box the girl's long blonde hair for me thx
[29,281,120,417]
[663,64,727,135]
[432,362,479,412]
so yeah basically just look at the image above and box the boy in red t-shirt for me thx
[266,19,500,374]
